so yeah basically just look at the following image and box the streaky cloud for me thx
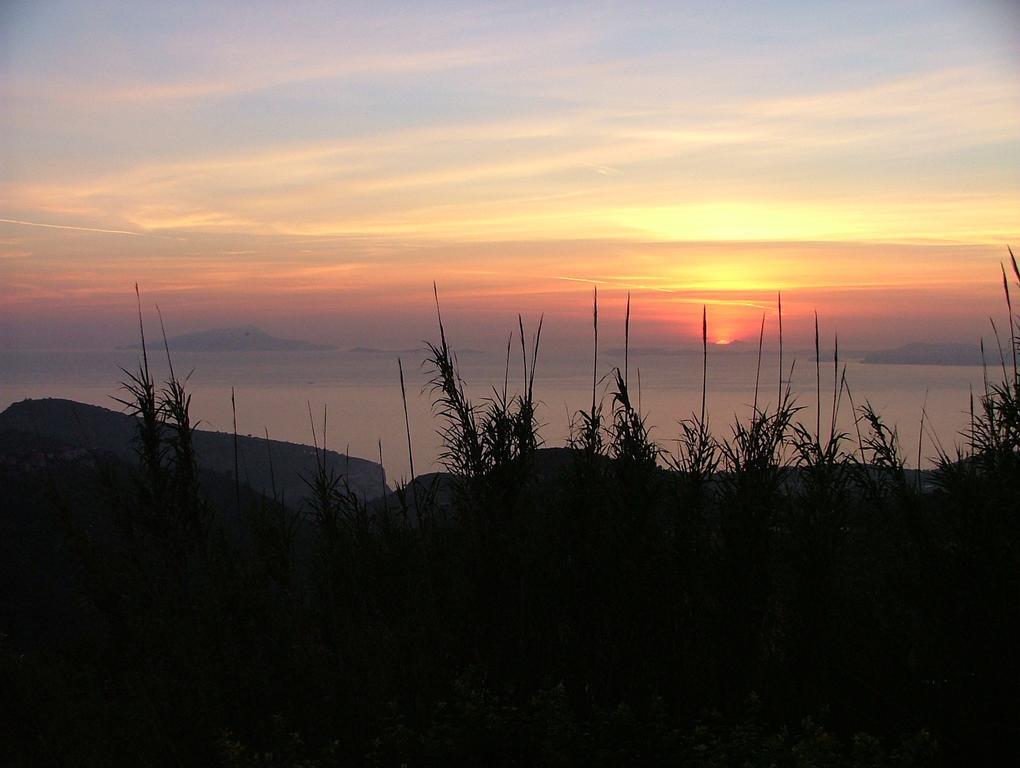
[0,217,181,240]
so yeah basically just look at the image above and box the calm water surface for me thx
[1,347,986,479]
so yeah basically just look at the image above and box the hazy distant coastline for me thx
[862,342,982,366]
[119,325,333,352]
[348,346,487,356]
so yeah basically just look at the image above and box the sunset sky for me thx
[2,0,1018,350]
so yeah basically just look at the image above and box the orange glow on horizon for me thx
[1,1,1017,351]
[0,220,1010,350]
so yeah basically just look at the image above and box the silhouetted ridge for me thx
[863,341,982,366]
[0,398,385,501]
[118,325,333,351]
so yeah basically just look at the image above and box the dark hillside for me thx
[0,398,386,502]
[3,263,1019,765]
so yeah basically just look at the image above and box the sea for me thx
[0,346,991,481]
[1,344,995,481]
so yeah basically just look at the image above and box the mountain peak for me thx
[120,326,333,352]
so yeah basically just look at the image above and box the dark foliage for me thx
[4,265,1020,766]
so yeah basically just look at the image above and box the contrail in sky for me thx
[0,217,179,239]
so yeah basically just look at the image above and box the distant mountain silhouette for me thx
[348,346,424,355]
[119,325,333,351]
[606,342,750,357]
[863,342,982,366]
[348,346,487,356]
[0,398,385,502]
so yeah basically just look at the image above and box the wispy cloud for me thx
[1,0,1017,347]
[93,48,495,104]
[0,217,180,239]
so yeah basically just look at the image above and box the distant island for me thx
[348,346,487,356]
[862,342,982,366]
[606,342,751,357]
[348,346,424,355]
[120,325,333,352]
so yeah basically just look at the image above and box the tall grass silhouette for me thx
[5,256,1019,766]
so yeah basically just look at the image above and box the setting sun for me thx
[2,2,1017,352]
[3,3,1019,763]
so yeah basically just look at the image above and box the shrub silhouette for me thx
[5,258,1020,766]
